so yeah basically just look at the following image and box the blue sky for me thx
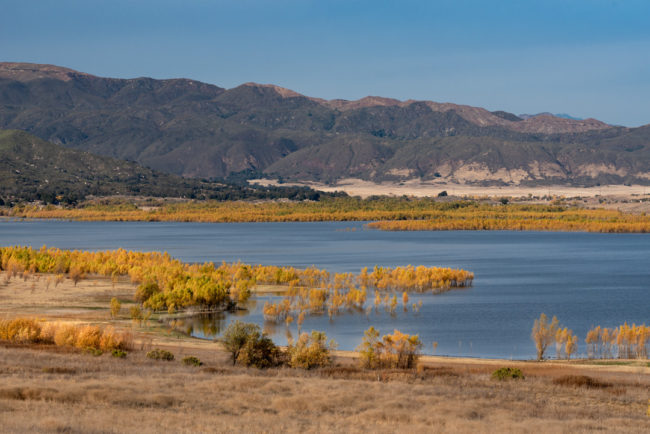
[1,0,649,126]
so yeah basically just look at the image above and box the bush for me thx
[99,326,133,351]
[75,325,102,349]
[287,331,335,369]
[0,318,133,352]
[147,349,175,361]
[182,356,203,367]
[130,306,142,325]
[357,326,381,369]
[552,375,611,389]
[0,318,42,343]
[84,347,103,356]
[221,321,262,365]
[220,321,282,368]
[357,327,422,370]
[54,324,79,347]
[491,367,525,381]
[111,349,128,358]
[238,334,282,369]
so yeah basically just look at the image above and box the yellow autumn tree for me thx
[531,313,559,360]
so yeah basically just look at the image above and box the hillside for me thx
[0,62,648,186]
[0,129,334,203]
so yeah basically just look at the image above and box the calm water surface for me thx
[1,220,648,359]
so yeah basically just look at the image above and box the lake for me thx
[1,219,648,359]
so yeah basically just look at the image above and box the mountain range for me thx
[0,129,332,203]
[0,62,648,186]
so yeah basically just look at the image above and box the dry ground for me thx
[1,274,649,433]
[0,343,648,434]
[251,177,650,203]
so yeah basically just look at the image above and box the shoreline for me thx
[1,272,647,371]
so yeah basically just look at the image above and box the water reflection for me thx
[2,220,649,359]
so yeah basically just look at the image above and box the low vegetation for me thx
[286,331,335,369]
[552,375,613,389]
[491,367,525,381]
[146,349,175,361]
[357,327,422,369]
[367,204,650,233]
[4,198,650,232]
[111,349,128,358]
[0,318,132,352]
[182,356,203,366]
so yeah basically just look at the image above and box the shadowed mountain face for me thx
[0,129,335,203]
[0,62,648,186]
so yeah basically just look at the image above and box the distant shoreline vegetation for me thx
[2,198,650,233]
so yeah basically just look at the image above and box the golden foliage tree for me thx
[531,313,559,361]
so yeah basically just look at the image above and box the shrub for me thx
[182,356,203,367]
[357,326,381,369]
[68,266,85,286]
[147,349,175,361]
[39,322,58,344]
[552,375,611,389]
[84,347,103,356]
[75,325,102,349]
[221,321,262,366]
[110,297,121,318]
[491,367,525,381]
[220,321,282,368]
[238,334,282,369]
[357,328,422,369]
[287,331,335,369]
[54,324,79,347]
[99,326,133,351]
[130,306,142,325]
[0,318,42,343]
[112,349,128,358]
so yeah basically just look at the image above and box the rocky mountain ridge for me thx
[0,62,647,186]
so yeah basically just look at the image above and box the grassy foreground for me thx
[1,338,649,433]
[4,198,650,232]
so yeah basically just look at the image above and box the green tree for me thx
[221,321,261,366]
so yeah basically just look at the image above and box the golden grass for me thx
[0,343,648,433]
[4,199,650,232]
[0,317,133,354]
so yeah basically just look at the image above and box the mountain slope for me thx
[0,62,647,186]
[0,129,334,203]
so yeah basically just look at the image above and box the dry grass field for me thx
[1,342,649,433]
[1,274,649,433]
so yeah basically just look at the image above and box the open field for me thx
[1,336,649,433]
